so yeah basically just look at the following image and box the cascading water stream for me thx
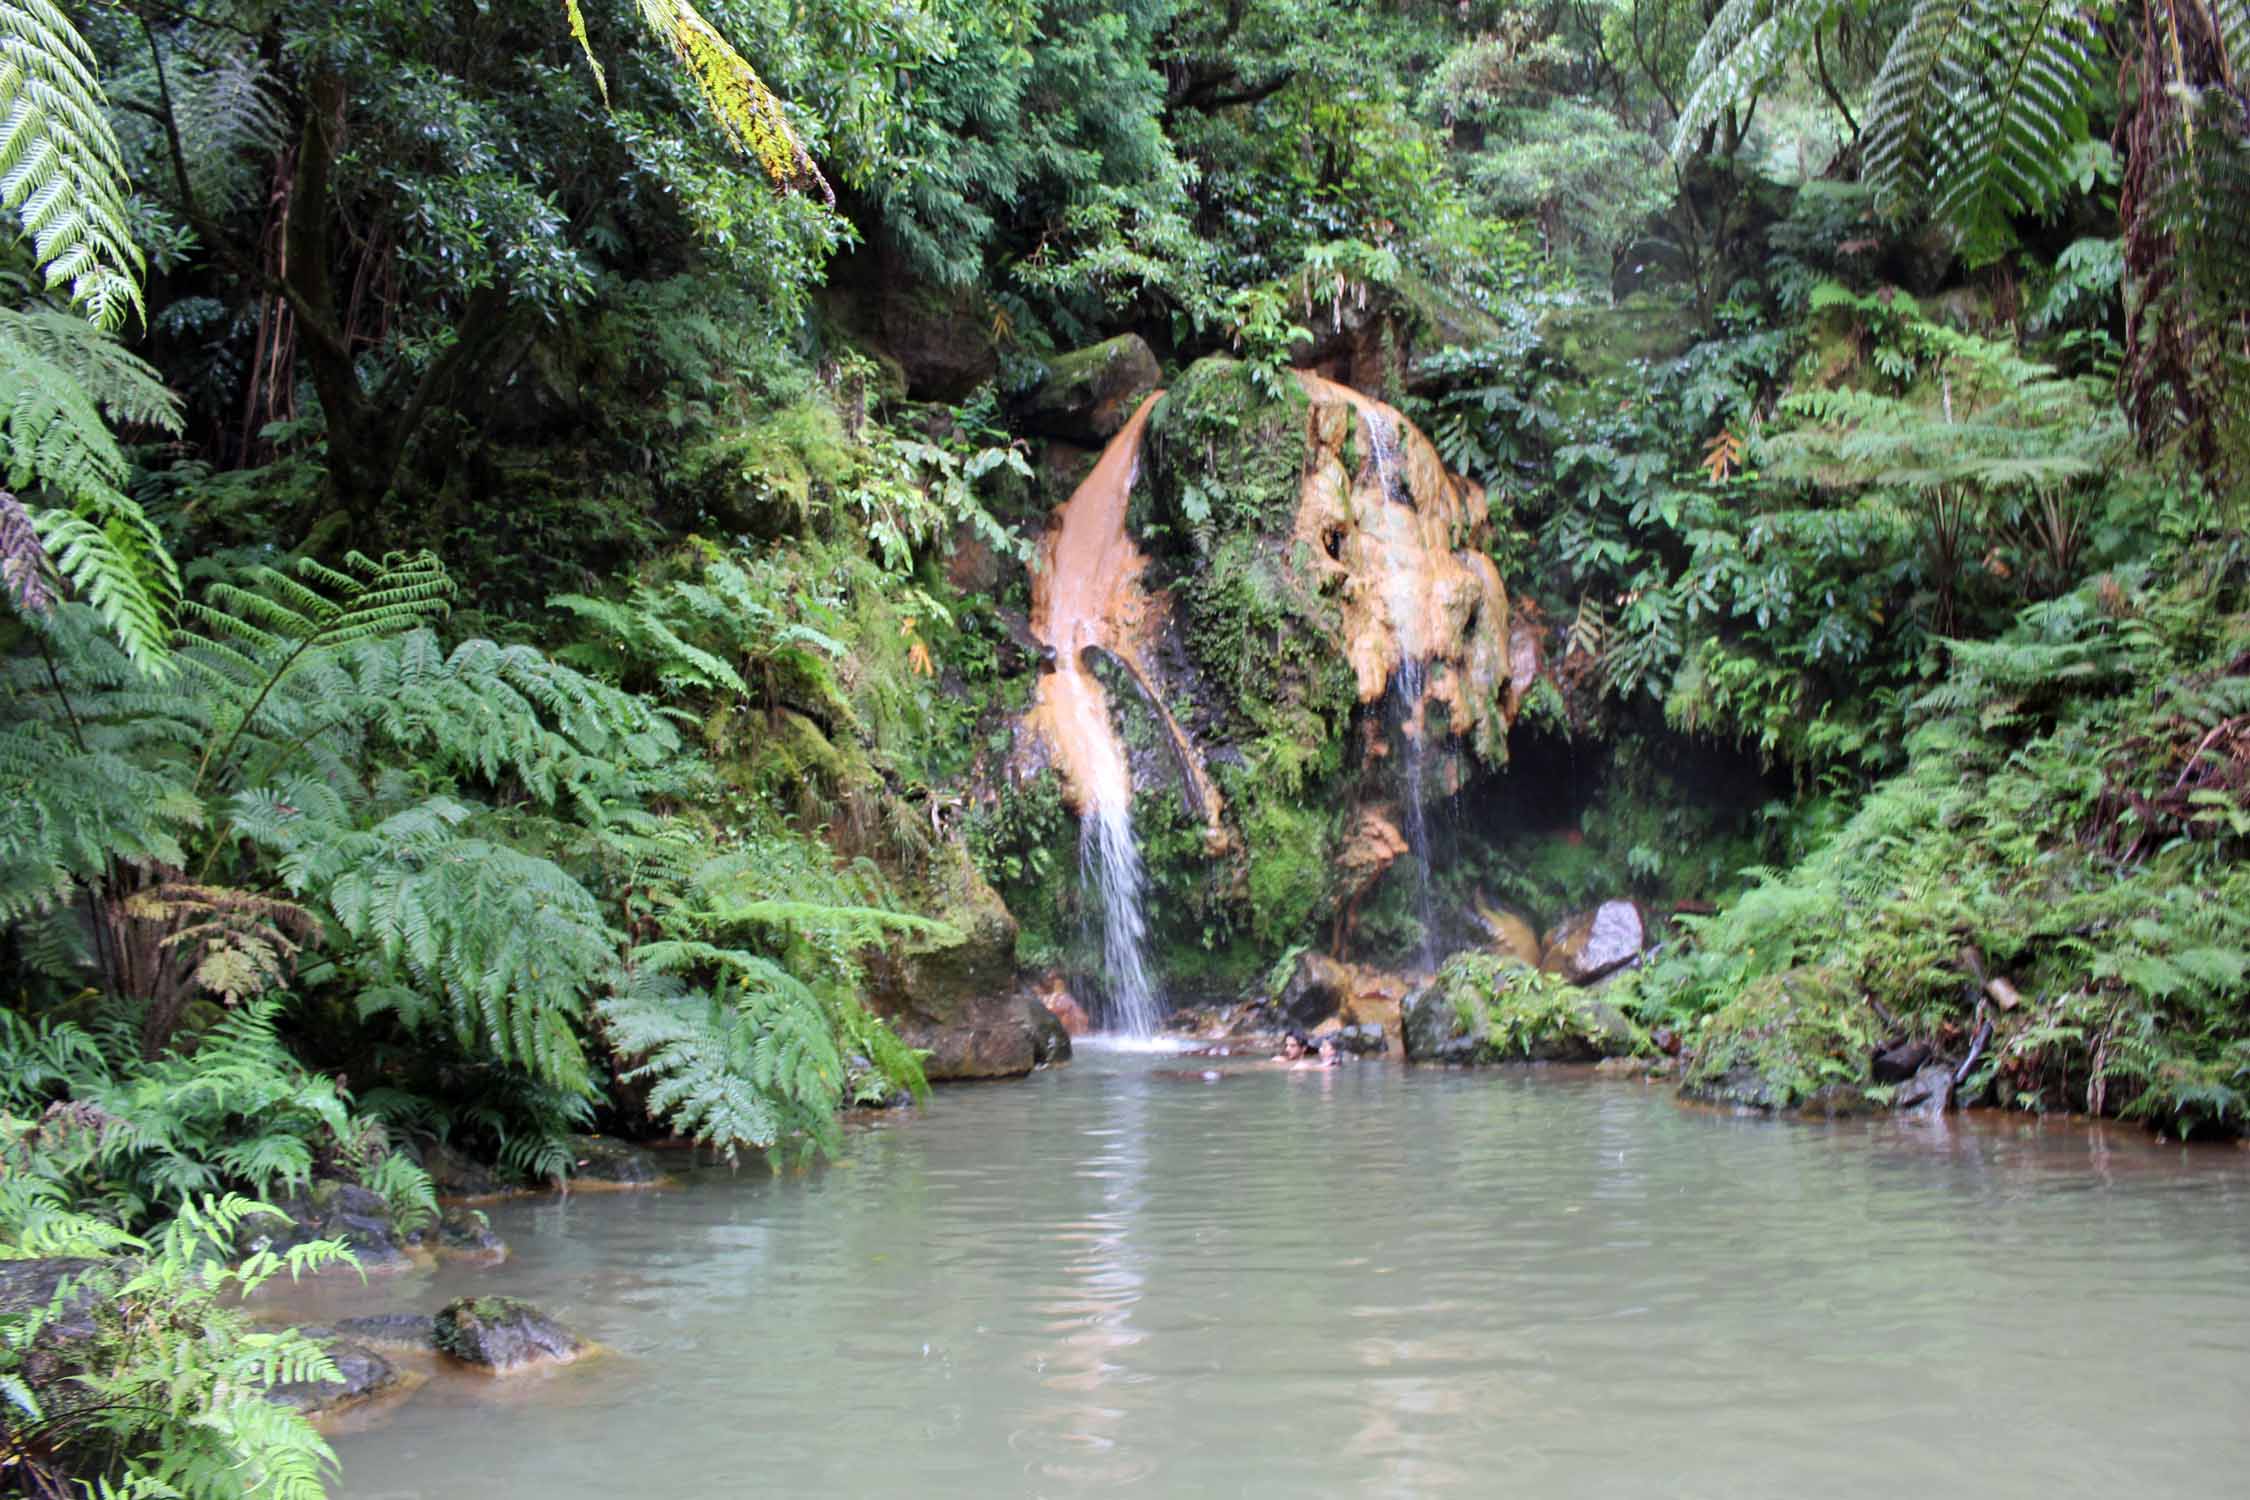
[1364,404,1441,973]
[1027,397,1167,1037]
[1079,802,1160,1037]
[1390,655,1437,973]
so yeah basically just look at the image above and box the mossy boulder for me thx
[683,397,854,530]
[1407,956,1640,1064]
[434,1297,589,1374]
[432,1207,507,1261]
[1678,966,1875,1110]
[866,847,1059,1080]
[1016,334,1161,445]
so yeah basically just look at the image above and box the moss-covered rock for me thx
[1406,954,1641,1063]
[865,842,1064,1080]
[434,1297,589,1374]
[1016,334,1161,445]
[1677,966,1875,1109]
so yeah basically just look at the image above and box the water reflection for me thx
[295,1058,2250,1500]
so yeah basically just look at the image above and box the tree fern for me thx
[0,314,180,671]
[1675,0,1845,157]
[1866,0,2104,255]
[0,0,141,326]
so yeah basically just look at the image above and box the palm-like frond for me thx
[1675,0,1843,157]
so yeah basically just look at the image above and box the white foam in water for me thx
[1079,801,1162,1038]
[1072,1033,1192,1054]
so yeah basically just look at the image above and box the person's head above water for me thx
[1317,1038,1339,1066]
[1280,1031,1309,1060]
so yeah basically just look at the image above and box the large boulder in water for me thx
[1403,984,1485,1063]
[434,1297,589,1374]
[1015,335,1161,445]
[866,850,1051,1081]
[1539,900,1655,985]
[1277,951,1352,1030]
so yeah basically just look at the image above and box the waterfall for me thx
[1026,396,1168,1037]
[1391,656,1438,974]
[1080,801,1160,1036]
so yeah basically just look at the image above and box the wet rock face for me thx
[1025,995,1073,1067]
[1016,334,1162,445]
[434,1297,589,1374]
[1539,901,1654,985]
[1290,374,1515,762]
[1897,1062,1955,1117]
[864,855,1038,1081]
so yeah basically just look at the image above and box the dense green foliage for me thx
[0,0,2244,1491]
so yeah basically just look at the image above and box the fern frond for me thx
[0,0,142,325]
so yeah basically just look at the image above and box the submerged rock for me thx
[1016,334,1161,445]
[269,1328,404,1414]
[1539,901,1654,985]
[434,1297,589,1374]
[336,1313,438,1350]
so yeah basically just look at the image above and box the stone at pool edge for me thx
[563,1134,667,1187]
[237,1180,412,1269]
[434,1296,591,1374]
[267,1327,406,1415]
[406,1205,507,1262]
